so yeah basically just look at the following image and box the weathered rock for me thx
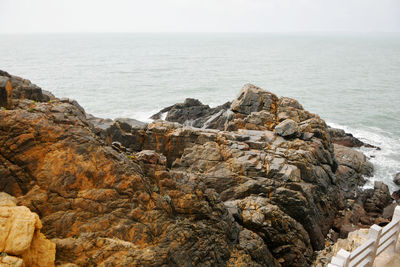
[364,181,393,214]
[236,196,313,266]
[151,98,231,130]
[0,205,38,255]
[0,77,12,108]
[2,71,391,267]
[392,189,400,201]
[314,228,369,267]
[9,75,50,102]
[0,70,11,77]
[274,119,298,137]
[0,255,24,267]
[334,144,373,176]
[0,192,17,206]
[1,93,276,266]
[394,172,400,185]
[0,193,55,267]
[231,84,278,115]
[115,117,147,130]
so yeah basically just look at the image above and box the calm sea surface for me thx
[0,33,399,190]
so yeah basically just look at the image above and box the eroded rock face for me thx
[100,83,393,266]
[0,90,277,266]
[107,85,350,263]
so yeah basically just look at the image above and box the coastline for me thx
[1,70,398,266]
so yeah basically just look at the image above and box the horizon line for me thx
[1,30,400,35]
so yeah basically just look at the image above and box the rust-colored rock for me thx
[0,79,276,266]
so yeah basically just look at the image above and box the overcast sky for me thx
[0,0,399,33]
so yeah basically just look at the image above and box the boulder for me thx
[0,193,55,267]
[231,84,278,115]
[394,172,400,185]
[334,144,373,176]
[363,181,393,214]
[0,205,38,255]
[151,98,231,130]
[274,119,298,137]
[236,196,313,266]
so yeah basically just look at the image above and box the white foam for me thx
[328,122,400,192]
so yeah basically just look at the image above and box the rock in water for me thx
[394,172,400,185]
[328,127,380,149]
[274,119,298,137]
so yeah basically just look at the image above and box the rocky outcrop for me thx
[0,76,279,266]
[0,192,55,267]
[101,83,394,266]
[0,71,393,267]
[107,85,368,266]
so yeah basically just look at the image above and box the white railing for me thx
[328,205,400,267]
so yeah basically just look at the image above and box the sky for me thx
[0,0,399,33]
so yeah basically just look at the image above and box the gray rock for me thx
[116,117,148,130]
[274,119,298,137]
[231,84,278,115]
[334,144,373,176]
[150,98,231,130]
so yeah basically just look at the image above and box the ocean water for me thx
[0,33,399,191]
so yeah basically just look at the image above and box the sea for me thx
[0,33,399,191]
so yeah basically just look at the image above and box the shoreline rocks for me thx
[327,126,380,150]
[0,70,395,267]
